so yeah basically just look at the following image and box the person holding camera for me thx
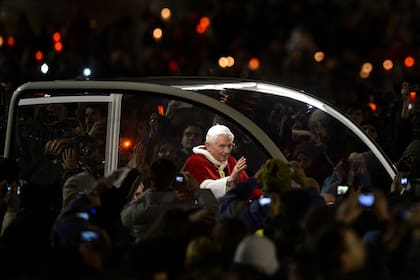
[121,157,218,243]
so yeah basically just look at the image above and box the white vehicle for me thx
[4,77,396,190]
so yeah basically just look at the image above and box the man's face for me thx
[206,135,234,162]
[85,107,103,130]
[182,126,203,153]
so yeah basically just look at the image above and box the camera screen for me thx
[337,185,349,195]
[358,193,375,207]
[81,230,99,242]
[259,196,271,206]
[401,177,408,185]
[176,175,184,183]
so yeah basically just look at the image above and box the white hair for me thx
[205,124,234,143]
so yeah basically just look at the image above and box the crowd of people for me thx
[1,1,420,278]
[0,116,420,279]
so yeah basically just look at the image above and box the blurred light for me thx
[218,56,235,68]
[382,59,393,70]
[54,41,63,52]
[361,62,373,73]
[52,32,61,42]
[196,16,210,34]
[153,28,163,41]
[359,70,370,79]
[7,36,15,47]
[83,67,92,77]
[368,102,377,111]
[218,57,228,68]
[161,8,171,21]
[248,57,260,71]
[35,50,43,61]
[0,36,3,47]
[120,138,133,151]
[226,56,234,67]
[168,60,178,73]
[404,56,415,68]
[157,105,165,116]
[40,63,49,74]
[410,91,416,103]
[314,51,325,62]
[200,17,210,28]
[196,24,206,34]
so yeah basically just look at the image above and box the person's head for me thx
[181,124,203,154]
[153,139,179,160]
[85,104,106,130]
[300,223,366,276]
[260,158,292,193]
[361,122,378,141]
[233,235,279,277]
[205,124,235,162]
[149,157,177,189]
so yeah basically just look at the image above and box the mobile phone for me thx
[336,185,349,196]
[401,177,408,186]
[16,186,21,196]
[176,175,185,184]
[358,193,375,207]
[76,212,90,220]
[259,196,271,206]
[174,174,186,188]
[80,230,99,242]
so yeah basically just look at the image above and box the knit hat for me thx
[62,172,97,206]
[261,159,292,193]
[233,235,279,276]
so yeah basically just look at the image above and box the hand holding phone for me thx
[358,193,375,207]
[259,196,272,206]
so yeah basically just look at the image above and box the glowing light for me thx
[218,57,228,68]
[410,91,416,103]
[382,59,393,70]
[0,36,3,47]
[52,32,61,42]
[404,56,415,68]
[83,67,92,77]
[218,56,235,68]
[314,51,325,62]
[226,56,234,67]
[35,50,43,61]
[248,57,260,71]
[157,105,165,116]
[196,16,211,34]
[359,70,370,79]
[7,36,15,47]
[40,63,49,74]
[361,62,373,73]
[153,28,163,41]
[368,102,377,111]
[54,41,63,52]
[168,61,178,73]
[120,138,133,150]
[161,8,171,21]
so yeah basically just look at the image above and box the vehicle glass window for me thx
[14,102,108,183]
[118,94,270,177]
[189,87,392,192]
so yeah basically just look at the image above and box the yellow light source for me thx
[161,8,171,21]
[153,28,163,41]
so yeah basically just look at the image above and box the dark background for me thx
[0,0,419,115]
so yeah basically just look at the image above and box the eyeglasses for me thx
[216,143,235,151]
